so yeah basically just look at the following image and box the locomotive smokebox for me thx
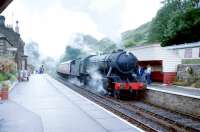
[107,50,138,74]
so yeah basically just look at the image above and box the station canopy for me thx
[0,0,12,13]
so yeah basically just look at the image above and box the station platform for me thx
[0,100,43,132]
[148,83,200,99]
[5,74,143,132]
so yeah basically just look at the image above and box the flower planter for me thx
[1,87,8,100]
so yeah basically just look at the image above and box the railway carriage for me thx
[57,61,71,77]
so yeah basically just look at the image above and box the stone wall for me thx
[177,64,200,80]
[143,89,200,118]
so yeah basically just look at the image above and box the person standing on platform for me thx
[39,65,44,74]
[146,65,152,85]
[137,65,145,82]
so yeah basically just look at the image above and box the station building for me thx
[0,15,27,70]
[128,42,200,84]
[0,33,17,58]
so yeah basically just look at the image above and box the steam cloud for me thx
[66,62,107,95]
[68,33,97,55]
[87,66,107,95]
[68,78,83,87]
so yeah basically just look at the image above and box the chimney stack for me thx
[15,20,19,33]
[0,15,5,26]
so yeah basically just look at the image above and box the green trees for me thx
[162,8,200,46]
[149,0,200,46]
[97,38,116,53]
[61,46,83,61]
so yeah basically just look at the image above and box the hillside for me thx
[61,34,117,62]
[121,22,152,48]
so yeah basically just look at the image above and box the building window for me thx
[184,48,192,58]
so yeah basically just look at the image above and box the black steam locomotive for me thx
[57,49,145,98]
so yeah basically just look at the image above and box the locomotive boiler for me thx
[57,49,145,98]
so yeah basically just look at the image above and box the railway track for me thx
[54,75,200,132]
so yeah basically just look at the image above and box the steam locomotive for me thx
[57,49,145,98]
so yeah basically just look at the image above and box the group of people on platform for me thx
[137,65,152,85]
[18,65,45,81]
[18,69,30,82]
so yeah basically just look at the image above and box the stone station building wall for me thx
[177,64,200,81]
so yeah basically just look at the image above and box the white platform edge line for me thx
[46,75,144,132]
[174,85,200,91]
[147,86,200,99]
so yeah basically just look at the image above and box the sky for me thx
[2,0,162,59]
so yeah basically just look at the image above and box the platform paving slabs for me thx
[96,117,133,131]
[0,101,43,132]
[86,109,115,119]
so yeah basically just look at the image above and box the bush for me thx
[173,80,189,86]
[0,58,17,83]
[9,74,17,83]
[0,72,9,82]
[191,80,200,88]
